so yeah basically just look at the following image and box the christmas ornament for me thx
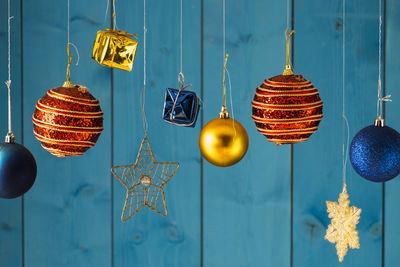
[350,117,400,182]
[349,0,400,183]
[251,30,323,145]
[111,136,179,221]
[0,0,37,199]
[163,73,199,127]
[92,0,138,71]
[32,82,104,157]
[33,7,104,157]
[325,2,360,261]
[162,2,199,127]
[199,54,249,167]
[325,184,361,262]
[112,0,179,222]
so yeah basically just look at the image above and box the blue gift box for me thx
[162,88,199,127]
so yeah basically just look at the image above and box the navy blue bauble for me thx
[0,142,37,198]
[350,125,400,182]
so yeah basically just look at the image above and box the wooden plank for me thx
[384,0,400,265]
[0,0,23,266]
[293,0,383,266]
[202,0,291,266]
[22,0,112,266]
[112,0,201,266]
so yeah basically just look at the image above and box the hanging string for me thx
[376,0,391,118]
[141,0,148,135]
[286,0,290,30]
[342,0,350,185]
[222,0,226,61]
[180,0,183,73]
[65,0,79,84]
[5,0,13,135]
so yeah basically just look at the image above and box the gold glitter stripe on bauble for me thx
[268,137,309,143]
[264,80,312,87]
[258,126,319,133]
[252,100,323,108]
[257,86,317,93]
[32,120,103,134]
[42,145,84,156]
[251,114,323,123]
[252,116,323,125]
[37,100,103,115]
[47,91,100,107]
[32,116,104,131]
[251,101,323,110]
[33,131,95,147]
[255,91,320,97]
[49,88,99,103]
[35,103,104,118]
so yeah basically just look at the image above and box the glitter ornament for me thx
[199,54,248,167]
[32,83,104,157]
[325,184,361,262]
[251,30,323,145]
[349,118,400,182]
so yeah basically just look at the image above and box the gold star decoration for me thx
[325,183,361,262]
[111,136,179,222]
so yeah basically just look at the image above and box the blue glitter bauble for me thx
[0,142,37,198]
[350,125,400,182]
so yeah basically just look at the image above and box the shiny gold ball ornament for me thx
[199,54,249,167]
[199,107,249,167]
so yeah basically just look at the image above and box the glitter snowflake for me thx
[325,183,361,262]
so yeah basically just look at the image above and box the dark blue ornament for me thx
[162,88,199,127]
[0,142,37,198]
[350,124,400,182]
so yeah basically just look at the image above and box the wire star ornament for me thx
[325,183,361,262]
[111,136,179,222]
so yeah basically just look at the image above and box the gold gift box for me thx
[92,29,138,71]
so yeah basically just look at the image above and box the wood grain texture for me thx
[385,0,400,265]
[293,0,383,266]
[22,0,112,266]
[202,0,291,266]
[112,0,201,266]
[0,0,23,266]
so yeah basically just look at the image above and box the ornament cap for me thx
[62,80,74,88]
[5,132,15,143]
[283,64,294,75]
[219,105,230,119]
[374,115,385,127]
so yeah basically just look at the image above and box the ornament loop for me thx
[283,29,295,75]
[222,53,229,107]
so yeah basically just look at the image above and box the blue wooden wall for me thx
[0,0,399,266]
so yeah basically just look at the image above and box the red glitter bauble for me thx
[251,74,323,145]
[32,84,104,157]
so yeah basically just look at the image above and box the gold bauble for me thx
[199,107,249,167]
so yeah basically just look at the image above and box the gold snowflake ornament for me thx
[111,136,179,222]
[325,183,361,262]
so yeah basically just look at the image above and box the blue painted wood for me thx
[385,0,400,265]
[293,0,383,266]
[112,0,201,266]
[1,0,400,266]
[0,0,23,266]
[22,0,112,266]
[203,0,291,266]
